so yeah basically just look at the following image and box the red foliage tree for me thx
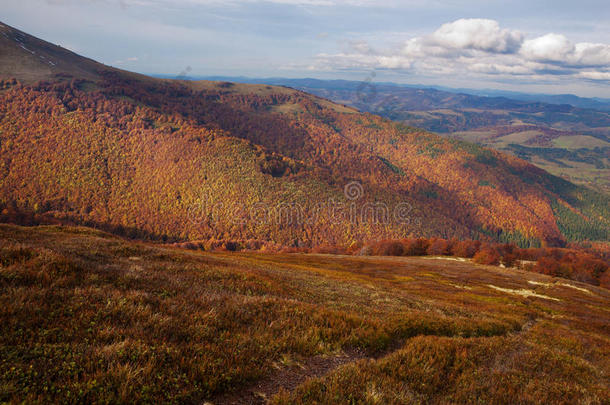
[369,240,405,256]
[452,240,481,258]
[473,248,501,266]
[427,238,451,256]
[403,238,430,256]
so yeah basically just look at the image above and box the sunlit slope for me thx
[0,224,608,403]
[1,21,609,245]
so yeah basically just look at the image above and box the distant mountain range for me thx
[1,21,609,247]
[166,75,610,112]
[446,88,610,112]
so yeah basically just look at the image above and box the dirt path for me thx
[209,316,541,404]
[209,348,369,404]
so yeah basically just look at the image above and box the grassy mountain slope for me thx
[1,224,608,403]
[0,22,104,83]
[0,22,609,246]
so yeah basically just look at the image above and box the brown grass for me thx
[0,224,608,403]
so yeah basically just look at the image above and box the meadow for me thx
[1,224,608,404]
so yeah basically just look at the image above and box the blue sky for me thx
[3,0,610,96]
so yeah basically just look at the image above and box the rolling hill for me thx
[1,22,609,248]
[232,78,610,194]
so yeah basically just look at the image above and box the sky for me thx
[2,0,610,97]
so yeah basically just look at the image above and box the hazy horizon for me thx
[3,0,610,97]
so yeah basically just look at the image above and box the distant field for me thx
[1,224,608,403]
[553,135,610,149]
[529,155,609,190]
[448,127,610,194]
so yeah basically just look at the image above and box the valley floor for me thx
[0,224,608,404]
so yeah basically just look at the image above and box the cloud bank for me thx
[315,18,610,82]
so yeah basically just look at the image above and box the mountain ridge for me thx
[176,76,610,111]
[1,21,609,247]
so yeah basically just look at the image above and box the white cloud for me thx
[430,18,522,53]
[577,71,610,80]
[520,34,574,62]
[314,19,610,84]
[376,55,412,69]
[520,34,610,67]
[572,42,610,66]
[468,63,532,75]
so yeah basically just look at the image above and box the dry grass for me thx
[0,224,608,404]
